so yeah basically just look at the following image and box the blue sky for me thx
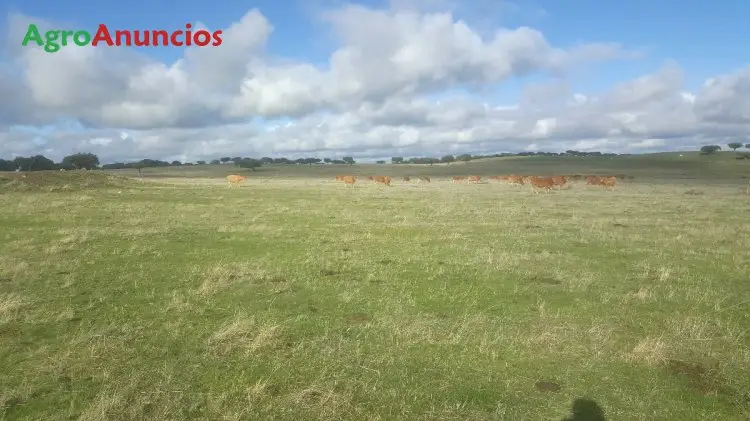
[1,0,749,162]
[4,0,750,89]
[5,0,748,98]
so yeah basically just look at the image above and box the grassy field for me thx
[1,154,750,420]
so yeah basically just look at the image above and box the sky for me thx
[0,0,749,164]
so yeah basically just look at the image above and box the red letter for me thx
[170,30,183,47]
[91,24,113,46]
[133,30,149,46]
[192,30,211,46]
[184,23,192,46]
[211,30,223,46]
[115,30,132,46]
[151,30,168,46]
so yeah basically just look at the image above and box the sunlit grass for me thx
[1,174,749,420]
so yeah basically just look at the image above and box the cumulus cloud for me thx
[0,3,749,163]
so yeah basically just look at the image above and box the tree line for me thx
[2,144,748,172]
[699,143,750,158]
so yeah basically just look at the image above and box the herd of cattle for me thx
[332,174,619,192]
[226,173,622,192]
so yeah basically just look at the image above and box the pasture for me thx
[1,154,749,420]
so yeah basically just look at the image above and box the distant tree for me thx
[237,158,262,171]
[441,155,455,163]
[261,157,274,164]
[728,142,743,151]
[456,154,472,163]
[13,155,56,171]
[376,160,386,164]
[0,159,16,171]
[232,157,242,165]
[745,144,750,149]
[332,159,346,164]
[342,156,355,166]
[210,159,221,165]
[171,160,182,166]
[700,145,721,155]
[391,157,404,164]
[196,160,206,165]
[220,157,231,163]
[62,152,99,170]
[132,161,145,176]
[323,158,332,163]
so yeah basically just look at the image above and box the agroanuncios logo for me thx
[21,23,223,53]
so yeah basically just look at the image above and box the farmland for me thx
[1,153,749,420]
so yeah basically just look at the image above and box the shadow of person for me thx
[562,398,605,421]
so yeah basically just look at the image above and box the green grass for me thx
[1,157,750,420]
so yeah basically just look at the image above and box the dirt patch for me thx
[665,359,749,406]
[534,380,561,392]
[345,313,372,324]
[529,275,562,285]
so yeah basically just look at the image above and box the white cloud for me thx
[1,4,749,163]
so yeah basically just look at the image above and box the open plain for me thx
[1,153,749,420]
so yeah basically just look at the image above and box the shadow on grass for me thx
[562,398,605,421]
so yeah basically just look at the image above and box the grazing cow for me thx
[585,175,600,185]
[598,176,617,189]
[551,175,568,188]
[418,175,431,183]
[452,176,467,183]
[402,176,411,182]
[529,176,555,193]
[468,175,481,183]
[371,175,392,186]
[341,175,357,186]
[507,175,525,185]
[335,175,344,181]
[226,174,248,187]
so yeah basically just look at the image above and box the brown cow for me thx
[468,175,481,183]
[598,176,617,189]
[341,175,357,186]
[529,176,555,193]
[418,175,431,183]
[585,175,600,185]
[226,174,248,187]
[507,175,525,185]
[452,176,468,183]
[371,175,392,186]
[551,175,568,188]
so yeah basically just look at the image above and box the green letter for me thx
[21,24,44,46]
[44,30,61,53]
[73,30,91,46]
